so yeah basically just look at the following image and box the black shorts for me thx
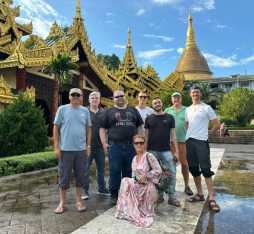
[185,138,211,169]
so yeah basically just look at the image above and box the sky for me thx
[13,0,254,79]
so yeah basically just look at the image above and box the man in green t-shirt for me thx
[165,92,193,196]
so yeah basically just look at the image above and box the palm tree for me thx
[43,53,79,128]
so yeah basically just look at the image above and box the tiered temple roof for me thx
[176,12,212,80]
[0,0,184,105]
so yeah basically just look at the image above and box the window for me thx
[240,82,249,87]
[210,83,218,89]
[225,83,232,88]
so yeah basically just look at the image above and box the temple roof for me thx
[175,12,212,76]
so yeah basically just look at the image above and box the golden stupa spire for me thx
[186,10,197,49]
[175,12,212,80]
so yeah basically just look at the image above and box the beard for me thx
[154,107,162,112]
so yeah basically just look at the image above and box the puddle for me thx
[195,160,254,234]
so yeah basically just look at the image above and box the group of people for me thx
[53,85,221,227]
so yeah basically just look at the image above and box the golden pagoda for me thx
[176,12,212,80]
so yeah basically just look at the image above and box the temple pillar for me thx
[79,72,84,105]
[16,68,26,91]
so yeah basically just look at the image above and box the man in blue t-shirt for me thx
[53,88,91,214]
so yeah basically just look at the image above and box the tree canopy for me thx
[219,88,254,126]
[97,53,120,71]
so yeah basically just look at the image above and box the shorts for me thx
[58,150,86,189]
[170,142,188,166]
[185,138,211,169]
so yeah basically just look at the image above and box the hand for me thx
[103,143,110,155]
[54,147,61,158]
[173,152,179,165]
[86,147,91,157]
[138,174,147,184]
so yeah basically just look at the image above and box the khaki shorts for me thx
[170,142,188,166]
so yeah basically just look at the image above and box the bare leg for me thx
[76,187,83,204]
[59,188,67,207]
[193,175,203,196]
[205,177,214,200]
[181,164,189,188]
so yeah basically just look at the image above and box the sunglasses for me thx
[133,141,145,145]
[114,95,124,99]
[71,93,81,97]
[139,96,147,99]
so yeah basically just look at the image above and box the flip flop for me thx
[54,205,67,214]
[187,193,205,202]
[76,203,86,212]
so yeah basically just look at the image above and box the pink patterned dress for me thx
[115,152,162,227]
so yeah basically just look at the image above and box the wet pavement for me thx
[195,144,254,234]
[0,144,253,234]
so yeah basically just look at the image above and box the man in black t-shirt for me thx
[145,97,180,207]
[99,90,143,204]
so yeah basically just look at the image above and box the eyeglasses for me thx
[71,93,81,97]
[139,96,147,99]
[114,95,124,99]
[133,141,145,145]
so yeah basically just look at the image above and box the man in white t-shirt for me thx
[135,91,153,134]
[185,85,221,212]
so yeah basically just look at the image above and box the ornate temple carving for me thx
[24,86,35,102]
[176,12,212,80]
[0,75,17,104]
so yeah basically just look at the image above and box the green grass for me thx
[0,151,57,176]
[228,125,254,130]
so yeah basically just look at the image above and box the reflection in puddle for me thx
[195,160,254,234]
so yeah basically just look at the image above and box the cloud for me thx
[15,0,66,38]
[106,20,114,24]
[192,0,215,12]
[177,47,184,54]
[113,44,126,49]
[142,34,174,42]
[138,48,174,60]
[216,24,227,29]
[151,0,179,5]
[203,53,239,67]
[240,55,254,64]
[136,9,146,16]
[106,12,115,17]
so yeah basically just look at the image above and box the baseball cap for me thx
[69,88,82,95]
[171,92,182,97]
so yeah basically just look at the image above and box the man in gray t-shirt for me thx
[53,88,91,214]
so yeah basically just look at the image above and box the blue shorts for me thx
[58,150,86,189]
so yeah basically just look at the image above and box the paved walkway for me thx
[0,144,253,234]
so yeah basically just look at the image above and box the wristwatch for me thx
[87,145,91,148]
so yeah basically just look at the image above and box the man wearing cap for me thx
[53,88,91,214]
[165,92,193,196]
[185,85,221,212]
[99,90,143,204]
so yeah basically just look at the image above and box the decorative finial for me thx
[188,9,192,21]
[186,11,196,47]
[128,28,131,46]
[76,0,81,19]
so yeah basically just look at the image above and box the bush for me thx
[0,93,48,157]
[0,151,57,176]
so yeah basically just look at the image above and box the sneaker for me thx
[184,186,194,196]
[97,188,110,196]
[110,196,118,205]
[81,192,90,200]
[157,197,164,204]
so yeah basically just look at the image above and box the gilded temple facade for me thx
[0,0,184,125]
[176,12,212,80]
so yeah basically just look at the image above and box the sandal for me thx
[168,197,180,207]
[208,200,220,213]
[54,205,67,214]
[188,193,205,202]
[76,203,86,212]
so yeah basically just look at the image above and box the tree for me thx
[97,53,120,71]
[43,53,79,126]
[219,88,254,126]
[0,93,48,157]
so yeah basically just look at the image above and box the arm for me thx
[53,124,61,158]
[99,128,110,154]
[171,128,180,161]
[137,125,143,135]
[209,118,220,137]
[86,127,91,157]
[145,128,149,151]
